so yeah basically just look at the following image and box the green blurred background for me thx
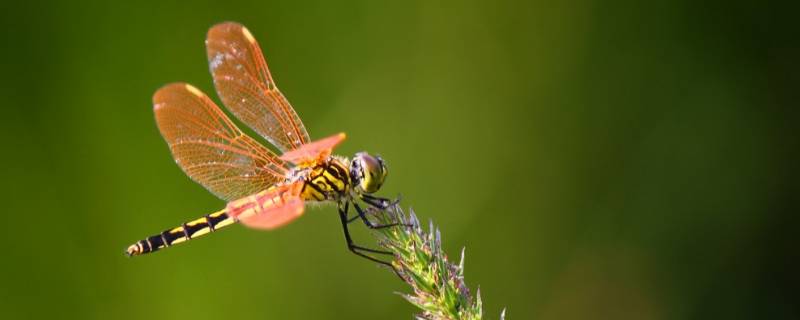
[1,0,796,319]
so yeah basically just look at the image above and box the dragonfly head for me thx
[350,152,387,194]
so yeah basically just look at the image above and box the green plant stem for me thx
[367,204,505,320]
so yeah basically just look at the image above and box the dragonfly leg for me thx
[346,214,360,223]
[353,202,405,230]
[341,201,360,223]
[356,195,412,229]
[338,202,409,280]
[360,193,400,209]
[337,203,406,280]
[338,203,393,256]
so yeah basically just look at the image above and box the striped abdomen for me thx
[126,183,302,256]
[126,209,234,256]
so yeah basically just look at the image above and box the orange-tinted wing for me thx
[226,181,305,230]
[280,133,346,165]
[153,83,288,201]
[206,22,310,153]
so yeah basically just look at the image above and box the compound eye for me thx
[377,157,387,173]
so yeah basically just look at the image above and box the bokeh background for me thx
[1,1,797,319]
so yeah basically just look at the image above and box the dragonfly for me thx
[126,22,401,268]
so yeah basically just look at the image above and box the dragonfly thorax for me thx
[294,156,352,202]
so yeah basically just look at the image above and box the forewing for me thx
[153,83,288,201]
[206,22,310,153]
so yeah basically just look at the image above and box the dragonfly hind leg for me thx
[338,202,392,256]
[337,202,406,279]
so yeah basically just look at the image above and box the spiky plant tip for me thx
[367,204,504,320]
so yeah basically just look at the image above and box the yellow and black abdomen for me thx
[126,209,235,256]
[300,158,351,202]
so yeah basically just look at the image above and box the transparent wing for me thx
[206,22,310,153]
[153,83,288,201]
[226,181,305,230]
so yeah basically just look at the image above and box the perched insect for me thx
[126,22,400,268]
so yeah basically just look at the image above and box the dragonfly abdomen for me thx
[126,209,235,256]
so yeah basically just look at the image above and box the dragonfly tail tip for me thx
[125,244,141,257]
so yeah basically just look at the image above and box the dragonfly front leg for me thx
[359,193,400,209]
[352,202,405,230]
[355,195,411,230]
